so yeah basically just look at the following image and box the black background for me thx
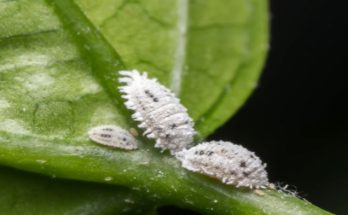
[213,0,347,214]
[161,0,347,214]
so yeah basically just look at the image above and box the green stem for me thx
[46,0,129,118]
[0,132,332,215]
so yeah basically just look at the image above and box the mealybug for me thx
[88,125,138,150]
[118,70,196,154]
[176,141,269,188]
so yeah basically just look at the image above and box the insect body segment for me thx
[88,125,138,150]
[176,141,269,188]
[118,70,196,154]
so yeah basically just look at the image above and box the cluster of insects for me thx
[88,70,269,189]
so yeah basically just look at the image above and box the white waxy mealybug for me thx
[118,70,196,154]
[88,125,138,150]
[176,141,269,188]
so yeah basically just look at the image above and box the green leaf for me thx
[74,0,269,136]
[0,0,331,214]
[0,166,156,215]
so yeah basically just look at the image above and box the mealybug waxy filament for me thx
[176,141,269,188]
[88,125,138,150]
[118,70,196,154]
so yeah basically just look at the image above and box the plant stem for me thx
[0,132,332,215]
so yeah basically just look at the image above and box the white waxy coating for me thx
[176,141,269,188]
[118,70,196,154]
[88,125,138,150]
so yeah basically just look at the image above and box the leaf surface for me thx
[75,0,268,136]
[0,0,331,214]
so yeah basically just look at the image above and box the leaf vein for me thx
[170,0,188,96]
